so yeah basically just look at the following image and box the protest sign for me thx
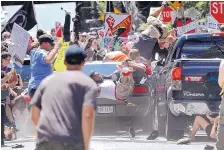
[54,38,70,72]
[104,13,131,37]
[10,23,30,67]
[176,19,198,37]
[102,36,128,51]
[207,16,218,29]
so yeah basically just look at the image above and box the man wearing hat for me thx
[30,45,98,150]
[28,34,61,98]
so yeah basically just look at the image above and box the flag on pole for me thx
[1,1,37,33]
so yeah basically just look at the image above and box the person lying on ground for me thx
[89,71,116,100]
[177,114,219,144]
[4,126,16,141]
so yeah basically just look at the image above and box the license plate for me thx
[97,106,114,114]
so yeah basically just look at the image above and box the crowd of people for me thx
[1,3,224,150]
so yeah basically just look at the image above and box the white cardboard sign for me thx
[207,16,218,29]
[10,23,30,68]
[177,21,198,37]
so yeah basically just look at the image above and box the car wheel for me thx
[165,108,185,141]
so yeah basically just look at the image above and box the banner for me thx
[54,38,70,72]
[2,1,37,33]
[10,23,30,68]
[102,36,128,51]
[104,13,131,37]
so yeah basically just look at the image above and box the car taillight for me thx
[172,67,182,80]
[133,86,148,93]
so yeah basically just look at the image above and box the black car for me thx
[152,33,224,140]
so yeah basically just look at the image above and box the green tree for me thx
[183,1,209,19]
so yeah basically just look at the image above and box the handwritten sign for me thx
[10,23,30,67]
[177,21,198,37]
[54,38,70,72]
[102,36,128,51]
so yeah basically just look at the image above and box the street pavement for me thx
[2,135,215,150]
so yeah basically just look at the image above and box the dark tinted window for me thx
[180,37,224,59]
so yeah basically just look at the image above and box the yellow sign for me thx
[54,39,70,72]
[169,1,184,9]
[99,7,122,21]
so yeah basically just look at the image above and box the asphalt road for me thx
[2,135,214,150]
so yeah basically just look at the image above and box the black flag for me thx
[106,1,114,12]
[2,1,37,33]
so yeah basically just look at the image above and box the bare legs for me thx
[191,116,210,138]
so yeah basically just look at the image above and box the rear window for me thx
[83,63,117,76]
[180,37,224,59]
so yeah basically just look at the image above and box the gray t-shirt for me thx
[30,70,98,144]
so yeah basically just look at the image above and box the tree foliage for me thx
[96,1,106,13]
[183,1,210,19]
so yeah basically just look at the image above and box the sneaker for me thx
[177,137,191,145]
[204,145,215,150]
[129,127,135,138]
[146,130,159,140]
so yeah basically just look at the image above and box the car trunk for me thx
[177,59,221,101]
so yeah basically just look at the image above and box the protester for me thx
[177,114,219,144]
[115,49,146,105]
[50,28,57,41]
[90,71,116,100]
[216,59,224,150]
[1,71,11,146]
[30,45,98,150]
[36,29,46,40]
[1,32,11,41]
[28,34,62,98]
[84,38,100,61]
[103,42,133,62]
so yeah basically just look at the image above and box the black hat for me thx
[65,45,87,65]
[38,34,54,46]
[36,29,46,39]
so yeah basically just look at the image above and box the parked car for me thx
[152,33,224,140]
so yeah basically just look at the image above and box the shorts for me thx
[35,140,84,150]
[205,124,213,137]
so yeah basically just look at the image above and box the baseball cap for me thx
[65,45,87,65]
[38,34,54,46]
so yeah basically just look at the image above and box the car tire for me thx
[165,108,185,141]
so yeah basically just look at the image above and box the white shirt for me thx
[98,80,116,100]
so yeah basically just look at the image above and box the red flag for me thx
[55,22,62,38]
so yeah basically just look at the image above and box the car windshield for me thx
[180,36,224,59]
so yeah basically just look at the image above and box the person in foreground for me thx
[177,114,219,145]
[216,59,224,150]
[30,45,98,150]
